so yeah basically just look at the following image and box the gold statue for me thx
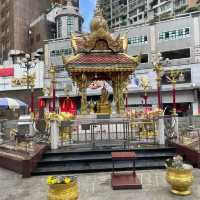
[100,86,109,104]
[97,86,111,114]
[90,100,95,114]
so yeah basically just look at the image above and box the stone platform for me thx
[0,144,47,177]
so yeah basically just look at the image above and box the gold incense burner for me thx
[166,167,193,196]
[165,155,193,196]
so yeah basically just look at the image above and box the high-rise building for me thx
[98,0,200,29]
[42,0,84,100]
[50,0,79,8]
[0,0,49,62]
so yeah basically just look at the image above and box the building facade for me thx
[0,0,49,62]
[0,61,44,109]
[50,0,79,8]
[44,10,200,115]
[30,0,82,55]
[97,0,200,29]
[43,0,83,101]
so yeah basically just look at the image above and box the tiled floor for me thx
[0,168,199,200]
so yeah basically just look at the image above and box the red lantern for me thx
[38,98,46,109]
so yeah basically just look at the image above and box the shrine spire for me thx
[66,0,73,7]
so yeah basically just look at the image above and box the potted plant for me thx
[165,155,193,196]
[47,176,79,200]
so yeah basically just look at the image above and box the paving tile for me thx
[0,168,199,200]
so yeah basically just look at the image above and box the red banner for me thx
[0,68,14,77]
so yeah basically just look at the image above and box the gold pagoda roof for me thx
[69,5,128,54]
[63,5,139,71]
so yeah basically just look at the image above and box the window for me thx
[161,48,190,60]
[132,54,148,63]
[67,16,73,35]
[57,18,62,38]
[56,65,65,73]
[128,35,148,46]
[50,48,73,57]
[159,27,190,41]
[78,18,82,32]
[36,34,40,42]
[140,54,148,63]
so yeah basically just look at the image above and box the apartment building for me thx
[0,0,49,62]
[98,0,200,29]
[43,0,83,98]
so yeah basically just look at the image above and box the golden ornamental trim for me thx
[71,33,78,53]
[62,54,82,65]
[66,66,135,73]
[121,53,140,65]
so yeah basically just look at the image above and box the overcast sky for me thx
[80,0,96,31]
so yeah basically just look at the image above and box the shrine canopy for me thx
[62,5,140,115]
[62,5,139,78]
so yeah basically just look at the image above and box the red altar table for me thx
[111,152,142,190]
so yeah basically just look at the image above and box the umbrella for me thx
[0,98,28,109]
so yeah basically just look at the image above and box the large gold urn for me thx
[166,167,193,196]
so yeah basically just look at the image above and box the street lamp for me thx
[167,70,182,116]
[49,65,56,112]
[140,77,150,110]
[152,52,164,110]
[12,53,37,116]
[17,54,37,87]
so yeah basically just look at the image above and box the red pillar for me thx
[125,94,128,110]
[144,95,148,110]
[52,83,56,112]
[52,80,56,112]
[31,89,34,114]
[172,84,176,114]
[157,83,161,110]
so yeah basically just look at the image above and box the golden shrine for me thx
[63,5,139,115]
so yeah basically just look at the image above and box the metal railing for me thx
[59,117,158,149]
[165,115,200,153]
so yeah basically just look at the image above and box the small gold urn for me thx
[48,177,79,200]
[166,166,193,196]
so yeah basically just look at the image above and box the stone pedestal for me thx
[50,120,60,150]
[173,116,179,141]
[192,102,199,115]
[0,132,3,144]
[158,117,165,145]
[29,122,35,137]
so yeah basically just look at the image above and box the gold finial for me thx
[90,2,108,32]
[49,64,56,81]
[66,0,72,7]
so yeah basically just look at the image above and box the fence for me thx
[58,117,159,149]
[2,115,200,152]
[164,115,200,153]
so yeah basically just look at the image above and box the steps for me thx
[32,146,176,176]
